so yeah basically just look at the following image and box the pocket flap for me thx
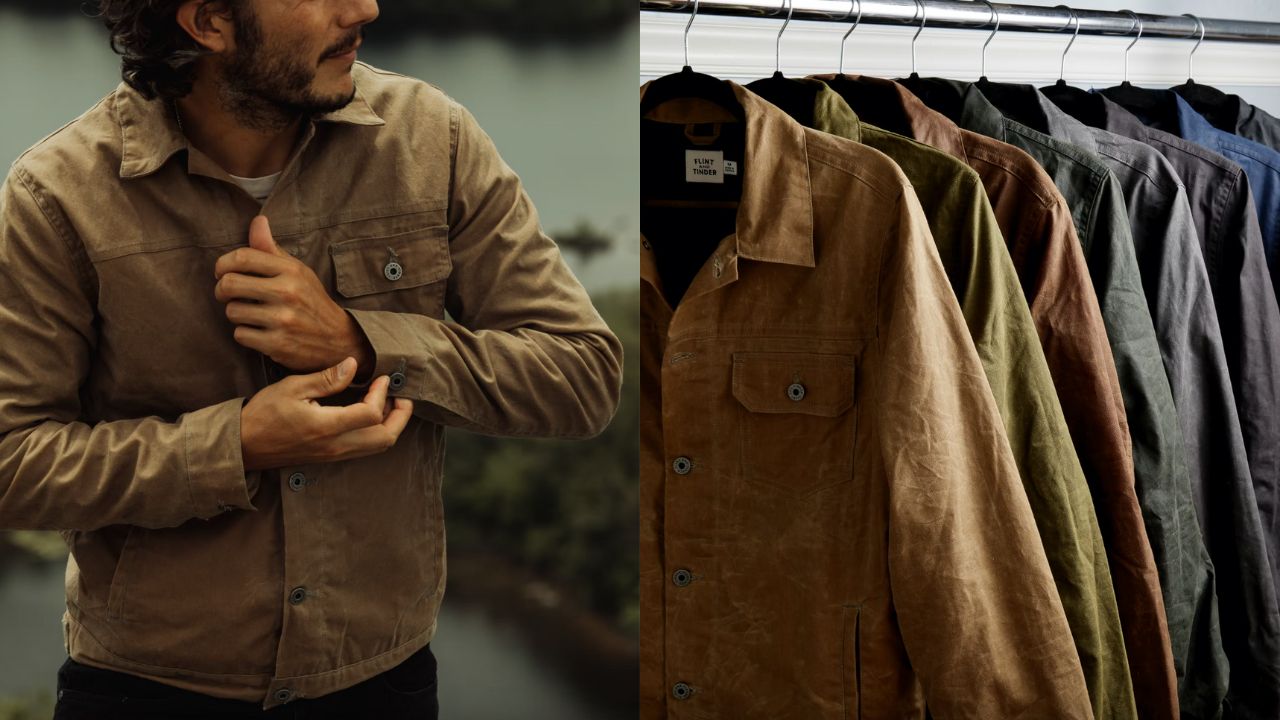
[731,351,856,416]
[330,224,452,298]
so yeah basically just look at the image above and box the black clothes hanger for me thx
[745,0,818,127]
[975,0,999,84]
[906,0,926,81]
[894,1,970,127]
[968,0,1058,133]
[1098,10,1181,133]
[639,0,744,122]
[812,1,920,138]
[1051,5,1081,89]
[1041,82,1110,130]
[1169,14,1246,133]
[640,0,744,308]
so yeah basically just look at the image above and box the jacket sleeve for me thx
[876,186,1093,718]
[344,101,624,440]
[0,167,258,532]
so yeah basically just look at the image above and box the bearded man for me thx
[0,1,624,717]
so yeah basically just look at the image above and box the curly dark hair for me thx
[93,0,244,101]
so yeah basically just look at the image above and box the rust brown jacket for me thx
[640,79,1092,719]
[0,62,623,710]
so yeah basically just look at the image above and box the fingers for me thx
[248,215,288,257]
[214,271,275,303]
[333,397,414,454]
[224,299,273,327]
[312,374,390,434]
[295,357,357,399]
[232,324,272,353]
[214,246,291,282]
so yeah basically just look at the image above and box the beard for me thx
[216,5,361,132]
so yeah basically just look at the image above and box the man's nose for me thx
[340,0,379,28]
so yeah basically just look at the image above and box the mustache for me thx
[321,28,364,60]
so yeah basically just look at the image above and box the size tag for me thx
[686,149,724,184]
[724,160,738,176]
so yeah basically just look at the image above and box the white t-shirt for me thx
[228,171,282,204]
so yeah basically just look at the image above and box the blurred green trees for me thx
[443,283,639,635]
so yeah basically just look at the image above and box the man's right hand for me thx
[240,356,414,471]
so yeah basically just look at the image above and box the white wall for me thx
[640,2,1280,117]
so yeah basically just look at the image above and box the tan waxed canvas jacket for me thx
[639,80,1093,719]
[0,61,623,710]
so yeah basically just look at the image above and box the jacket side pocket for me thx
[843,603,862,720]
[106,526,145,623]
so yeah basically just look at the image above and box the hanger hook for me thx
[682,0,700,69]
[1120,9,1142,84]
[980,1,1000,79]
[1182,13,1205,79]
[839,0,863,75]
[775,0,794,76]
[1055,5,1079,82]
[911,0,927,76]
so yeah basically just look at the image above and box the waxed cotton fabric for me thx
[639,79,1092,719]
[0,62,623,710]
[816,73,1136,720]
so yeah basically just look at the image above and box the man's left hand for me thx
[214,215,372,373]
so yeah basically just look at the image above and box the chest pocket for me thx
[731,351,858,498]
[329,223,452,317]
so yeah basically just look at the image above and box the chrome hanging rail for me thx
[638,0,1280,44]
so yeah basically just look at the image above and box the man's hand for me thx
[215,215,373,372]
[241,357,413,471]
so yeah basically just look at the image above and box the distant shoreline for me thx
[0,2,635,45]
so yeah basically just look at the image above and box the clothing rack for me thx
[639,1,1280,44]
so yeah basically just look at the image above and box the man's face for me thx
[217,0,378,128]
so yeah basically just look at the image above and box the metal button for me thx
[672,456,692,475]
[288,587,307,605]
[672,682,693,700]
[389,371,406,390]
[672,568,693,587]
[274,688,294,703]
[384,261,404,281]
[787,382,806,401]
[288,472,307,492]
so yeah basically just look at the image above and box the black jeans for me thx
[52,642,438,719]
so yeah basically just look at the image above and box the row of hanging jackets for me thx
[639,60,1280,720]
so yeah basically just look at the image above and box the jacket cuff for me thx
[182,397,259,518]
[344,307,418,394]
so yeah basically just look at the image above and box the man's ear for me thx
[176,0,236,54]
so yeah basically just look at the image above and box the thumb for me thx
[248,215,285,256]
[303,357,356,398]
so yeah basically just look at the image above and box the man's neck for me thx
[176,80,305,179]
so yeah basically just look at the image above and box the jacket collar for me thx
[808,74,971,164]
[639,79,814,269]
[116,64,385,180]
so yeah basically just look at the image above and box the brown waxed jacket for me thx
[640,80,1093,719]
[0,62,623,710]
